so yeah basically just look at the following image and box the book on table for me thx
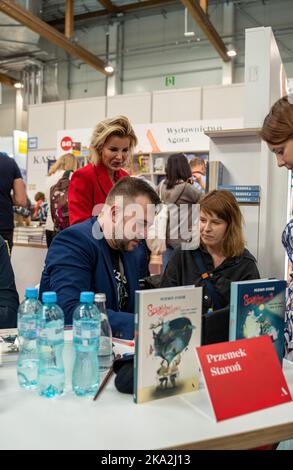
[229,278,286,365]
[134,285,202,404]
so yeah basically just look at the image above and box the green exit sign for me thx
[165,75,175,87]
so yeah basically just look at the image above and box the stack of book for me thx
[217,185,260,204]
[13,226,46,245]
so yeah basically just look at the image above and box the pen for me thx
[93,354,121,401]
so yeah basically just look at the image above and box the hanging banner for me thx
[56,118,243,158]
[27,149,56,201]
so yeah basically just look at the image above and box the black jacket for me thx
[160,246,260,314]
[0,236,19,328]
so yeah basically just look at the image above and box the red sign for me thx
[61,136,72,152]
[196,336,292,421]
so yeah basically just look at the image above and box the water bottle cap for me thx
[25,287,38,299]
[42,291,57,304]
[94,293,106,303]
[80,291,94,304]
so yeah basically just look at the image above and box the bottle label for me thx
[18,320,36,333]
[38,327,64,342]
[73,325,99,341]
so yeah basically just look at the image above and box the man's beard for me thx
[114,238,131,251]
[114,238,139,251]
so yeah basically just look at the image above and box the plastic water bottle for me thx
[72,292,100,397]
[37,292,65,398]
[17,288,42,389]
[95,293,113,372]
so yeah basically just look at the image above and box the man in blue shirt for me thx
[39,177,160,339]
[0,152,27,251]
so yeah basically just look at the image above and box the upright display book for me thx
[0,328,18,366]
[134,285,202,403]
[195,336,292,421]
[229,279,286,364]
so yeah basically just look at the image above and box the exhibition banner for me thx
[27,149,56,200]
[56,118,243,157]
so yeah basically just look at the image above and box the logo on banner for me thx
[61,136,73,152]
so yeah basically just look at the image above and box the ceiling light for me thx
[14,82,23,89]
[227,44,237,57]
[104,65,114,74]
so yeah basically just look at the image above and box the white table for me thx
[1,360,293,450]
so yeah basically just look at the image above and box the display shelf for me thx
[129,151,208,187]
[205,128,261,139]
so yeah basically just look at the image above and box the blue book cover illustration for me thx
[134,286,202,403]
[229,280,286,364]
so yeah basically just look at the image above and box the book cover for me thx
[207,161,225,191]
[131,153,151,175]
[0,328,18,366]
[236,197,260,203]
[134,285,202,404]
[230,191,260,198]
[195,336,292,421]
[218,185,260,192]
[229,279,286,364]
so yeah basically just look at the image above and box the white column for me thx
[106,23,122,98]
[222,3,234,85]
[244,27,288,279]
[15,89,23,130]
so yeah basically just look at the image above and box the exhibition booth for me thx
[2,26,293,451]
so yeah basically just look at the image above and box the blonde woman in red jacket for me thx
[68,115,138,225]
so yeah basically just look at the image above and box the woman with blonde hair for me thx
[45,153,78,247]
[160,190,260,342]
[68,115,138,225]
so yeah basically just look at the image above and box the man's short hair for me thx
[106,176,161,206]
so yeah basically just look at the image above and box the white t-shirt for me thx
[45,170,64,231]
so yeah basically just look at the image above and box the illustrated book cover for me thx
[134,285,202,403]
[195,336,292,421]
[229,279,286,365]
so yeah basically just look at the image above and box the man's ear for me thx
[110,204,122,224]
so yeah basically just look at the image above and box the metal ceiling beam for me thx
[97,0,118,14]
[48,0,177,27]
[0,72,17,87]
[65,0,74,39]
[0,0,111,75]
[180,0,230,62]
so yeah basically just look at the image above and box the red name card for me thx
[195,336,292,421]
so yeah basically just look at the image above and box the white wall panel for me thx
[107,93,151,123]
[28,101,65,149]
[65,97,106,129]
[0,89,16,136]
[202,84,244,119]
[152,88,202,122]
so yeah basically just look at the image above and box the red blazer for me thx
[68,163,128,225]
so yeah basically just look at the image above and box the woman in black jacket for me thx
[0,236,19,328]
[160,190,260,342]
